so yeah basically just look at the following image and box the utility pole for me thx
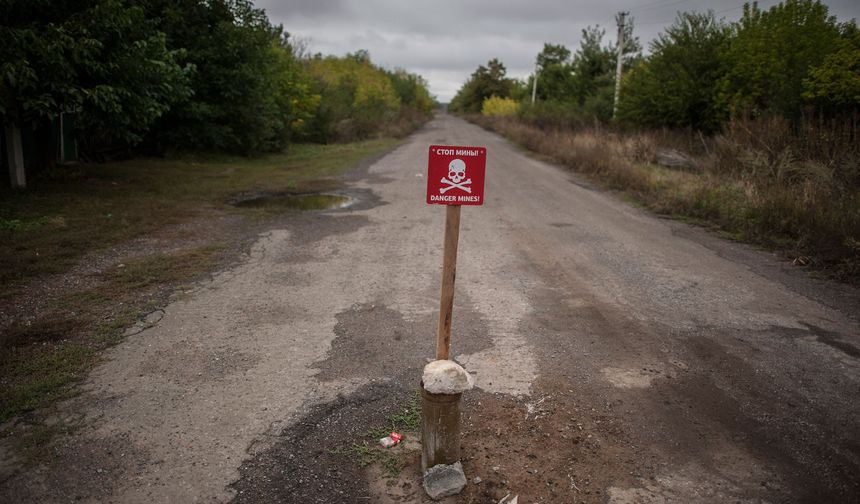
[531,59,539,105]
[612,11,627,120]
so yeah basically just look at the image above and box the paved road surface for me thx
[4,114,859,503]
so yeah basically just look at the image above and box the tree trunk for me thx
[5,125,26,189]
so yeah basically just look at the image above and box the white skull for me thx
[448,159,466,183]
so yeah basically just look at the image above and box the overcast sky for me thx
[257,0,860,102]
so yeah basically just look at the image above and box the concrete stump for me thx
[420,360,473,473]
[420,387,462,471]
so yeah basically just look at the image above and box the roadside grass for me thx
[0,245,225,424]
[471,115,860,281]
[0,139,397,427]
[330,392,421,478]
[0,139,396,296]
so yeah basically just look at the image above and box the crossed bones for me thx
[440,177,472,194]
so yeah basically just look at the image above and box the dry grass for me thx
[473,115,860,281]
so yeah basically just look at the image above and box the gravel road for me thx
[3,114,859,503]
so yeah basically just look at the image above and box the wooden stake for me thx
[435,205,461,360]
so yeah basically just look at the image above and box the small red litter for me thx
[379,432,403,448]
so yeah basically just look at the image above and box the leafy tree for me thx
[138,0,300,153]
[1,0,189,159]
[271,33,321,143]
[803,25,860,110]
[2,0,433,173]
[385,68,434,114]
[573,24,640,108]
[530,43,576,102]
[449,59,514,113]
[537,43,572,68]
[304,53,403,141]
[570,27,615,104]
[619,12,729,132]
[719,0,845,118]
[524,25,640,123]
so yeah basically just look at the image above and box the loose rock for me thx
[423,461,467,500]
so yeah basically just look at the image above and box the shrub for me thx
[481,96,519,117]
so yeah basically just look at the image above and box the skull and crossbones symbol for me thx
[440,158,472,194]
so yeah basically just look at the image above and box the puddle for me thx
[232,193,352,211]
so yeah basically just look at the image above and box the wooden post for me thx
[435,205,461,360]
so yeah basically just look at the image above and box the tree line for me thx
[1,0,433,175]
[449,0,859,133]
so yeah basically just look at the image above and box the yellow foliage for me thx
[307,56,400,113]
[481,96,519,117]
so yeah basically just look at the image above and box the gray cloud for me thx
[259,0,860,101]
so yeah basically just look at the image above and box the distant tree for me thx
[570,27,616,105]
[571,25,638,122]
[385,68,434,114]
[304,53,403,141]
[572,24,642,105]
[271,33,321,143]
[530,43,576,102]
[719,0,845,118]
[619,12,730,132]
[514,24,639,126]
[449,59,514,113]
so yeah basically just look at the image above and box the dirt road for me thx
[3,114,859,503]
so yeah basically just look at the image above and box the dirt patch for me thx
[315,301,492,383]
[227,376,640,504]
[458,382,635,504]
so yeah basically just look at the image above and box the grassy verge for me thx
[471,115,860,282]
[0,140,396,294]
[0,139,398,426]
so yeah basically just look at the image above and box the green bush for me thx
[618,12,729,132]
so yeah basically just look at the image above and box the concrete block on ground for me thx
[423,461,467,500]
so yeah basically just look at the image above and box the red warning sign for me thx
[427,145,486,206]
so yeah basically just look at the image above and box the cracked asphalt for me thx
[3,114,859,503]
